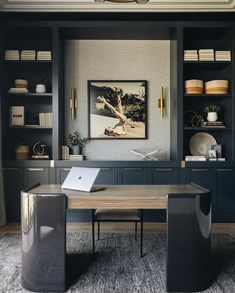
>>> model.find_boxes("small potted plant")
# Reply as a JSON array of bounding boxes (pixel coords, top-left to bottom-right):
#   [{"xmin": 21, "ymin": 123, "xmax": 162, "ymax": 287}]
[
  {"xmin": 68, "ymin": 130, "xmax": 88, "ymax": 155},
  {"xmin": 204, "ymin": 105, "xmax": 220, "ymax": 122}
]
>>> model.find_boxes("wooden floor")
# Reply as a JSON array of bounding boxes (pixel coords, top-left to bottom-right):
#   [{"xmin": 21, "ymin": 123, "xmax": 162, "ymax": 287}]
[{"xmin": 1, "ymin": 222, "xmax": 235, "ymax": 237}]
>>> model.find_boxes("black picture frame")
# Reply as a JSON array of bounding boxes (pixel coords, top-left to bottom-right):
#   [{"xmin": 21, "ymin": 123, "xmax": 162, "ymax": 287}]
[{"xmin": 88, "ymin": 80, "xmax": 147, "ymax": 139}]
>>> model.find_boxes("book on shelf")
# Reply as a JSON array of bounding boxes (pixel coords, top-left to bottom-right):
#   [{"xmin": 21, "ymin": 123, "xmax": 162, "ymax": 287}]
[
  {"xmin": 9, "ymin": 106, "xmax": 24, "ymax": 126},
  {"xmin": 203, "ymin": 121, "xmax": 225, "ymax": 128},
  {"xmin": 69, "ymin": 155, "xmax": 84, "ymax": 161},
  {"xmin": 61, "ymin": 145, "xmax": 70, "ymax": 160},
  {"xmin": 39, "ymin": 112, "xmax": 52, "ymax": 127},
  {"xmin": 185, "ymin": 156, "xmax": 206, "ymax": 161}
]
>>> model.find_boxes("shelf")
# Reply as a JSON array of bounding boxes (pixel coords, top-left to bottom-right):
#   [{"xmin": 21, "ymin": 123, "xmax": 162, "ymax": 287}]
[
  {"xmin": 184, "ymin": 94, "xmax": 231, "ymax": 99},
  {"xmin": 184, "ymin": 127, "xmax": 231, "ymax": 131},
  {"xmin": 8, "ymin": 93, "xmax": 52, "ymax": 97},
  {"xmin": 5, "ymin": 60, "xmax": 52, "ymax": 64},
  {"xmin": 8, "ymin": 126, "xmax": 52, "ymax": 130},
  {"xmin": 184, "ymin": 61, "xmax": 231, "ymax": 64},
  {"xmin": 183, "ymin": 61, "xmax": 231, "ymax": 70}
]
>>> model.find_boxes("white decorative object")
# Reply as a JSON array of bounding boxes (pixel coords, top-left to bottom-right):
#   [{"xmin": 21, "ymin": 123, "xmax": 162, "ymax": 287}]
[
  {"xmin": 207, "ymin": 112, "xmax": 218, "ymax": 122},
  {"xmin": 130, "ymin": 146, "xmax": 161, "ymax": 160},
  {"xmin": 36, "ymin": 84, "xmax": 46, "ymax": 93}
]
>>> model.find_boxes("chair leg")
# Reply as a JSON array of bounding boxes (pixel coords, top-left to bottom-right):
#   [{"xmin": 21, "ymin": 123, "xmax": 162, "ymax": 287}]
[
  {"xmin": 135, "ymin": 222, "xmax": 137, "ymax": 240},
  {"xmin": 140, "ymin": 209, "xmax": 144, "ymax": 258},
  {"xmin": 98, "ymin": 221, "xmax": 100, "ymax": 240},
  {"xmin": 92, "ymin": 209, "xmax": 95, "ymax": 254}
]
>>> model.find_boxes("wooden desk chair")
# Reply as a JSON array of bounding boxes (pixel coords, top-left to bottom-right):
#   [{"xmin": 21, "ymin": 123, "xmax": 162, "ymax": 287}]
[{"xmin": 92, "ymin": 209, "xmax": 144, "ymax": 257}]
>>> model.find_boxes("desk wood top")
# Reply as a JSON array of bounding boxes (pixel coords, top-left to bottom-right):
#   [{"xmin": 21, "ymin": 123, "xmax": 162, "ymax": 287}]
[{"xmin": 28, "ymin": 184, "xmax": 208, "ymax": 209}]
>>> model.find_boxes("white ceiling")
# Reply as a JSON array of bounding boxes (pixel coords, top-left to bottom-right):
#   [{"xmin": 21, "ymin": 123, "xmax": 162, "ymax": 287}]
[{"xmin": 0, "ymin": 0, "xmax": 235, "ymax": 12}]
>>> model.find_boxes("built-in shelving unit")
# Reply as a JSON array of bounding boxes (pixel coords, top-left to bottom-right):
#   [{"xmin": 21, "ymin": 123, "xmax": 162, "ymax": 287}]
[
  {"xmin": 183, "ymin": 26, "xmax": 233, "ymax": 161},
  {"xmin": 1, "ymin": 26, "xmax": 53, "ymax": 160}
]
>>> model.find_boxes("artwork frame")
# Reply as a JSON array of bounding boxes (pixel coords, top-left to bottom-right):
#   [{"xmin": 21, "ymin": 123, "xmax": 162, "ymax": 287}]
[{"xmin": 88, "ymin": 80, "xmax": 147, "ymax": 139}]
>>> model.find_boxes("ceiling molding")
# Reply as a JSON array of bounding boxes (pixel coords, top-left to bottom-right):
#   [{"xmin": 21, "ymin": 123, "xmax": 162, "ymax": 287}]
[{"xmin": 1, "ymin": 0, "xmax": 235, "ymax": 12}]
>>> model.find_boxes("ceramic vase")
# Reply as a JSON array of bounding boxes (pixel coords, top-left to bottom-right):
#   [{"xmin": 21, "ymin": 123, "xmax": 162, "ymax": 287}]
[{"xmin": 207, "ymin": 112, "xmax": 218, "ymax": 122}]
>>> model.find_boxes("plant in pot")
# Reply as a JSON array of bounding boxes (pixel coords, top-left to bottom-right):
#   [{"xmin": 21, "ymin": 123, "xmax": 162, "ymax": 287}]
[
  {"xmin": 68, "ymin": 130, "xmax": 88, "ymax": 155},
  {"xmin": 204, "ymin": 105, "xmax": 220, "ymax": 122}
]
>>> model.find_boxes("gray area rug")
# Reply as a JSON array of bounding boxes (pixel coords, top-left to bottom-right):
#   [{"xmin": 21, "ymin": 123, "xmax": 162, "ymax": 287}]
[{"xmin": 0, "ymin": 232, "xmax": 235, "ymax": 293}]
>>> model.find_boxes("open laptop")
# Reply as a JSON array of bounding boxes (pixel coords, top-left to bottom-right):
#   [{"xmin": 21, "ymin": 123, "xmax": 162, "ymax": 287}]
[{"xmin": 61, "ymin": 167, "xmax": 105, "ymax": 192}]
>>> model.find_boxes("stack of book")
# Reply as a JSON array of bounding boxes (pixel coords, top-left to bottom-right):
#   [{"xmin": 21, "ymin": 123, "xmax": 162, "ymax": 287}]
[
  {"xmin": 215, "ymin": 51, "xmax": 231, "ymax": 61},
  {"xmin": 184, "ymin": 50, "xmax": 198, "ymax": 61},
  {"xmin": 37, "ymin": 51, "xmax": 52, "ymax": 61},
  {"xmin": 69, "ymin": 154, "xmax": 84, "ymax": 161},
  {"xmin": 185, "ymin": 156, "xmax": 206, "ymax": 161},
  {"xmin": 199, "ymin": 49, "xmax": 214, "ymax": 61},
  {"xmin": 5, "ymin": 50, "xmax": 20, "ymax": 60},
  {"xmin": 8, "ymin": 88, "xmax": 28, "ymax": 94},
  {"xmin": 61, "ymin": 145, "xmax": 70, "ymax": 160},
  {"xmin": 21, "ymin": 50, "xmax": 36, "ymax": 60},
  {"xmin": 39, "ymin": 112, "xmax": 52, "ymax": 127},
  {"xmin": 203, "ymin": 121, "xmax": 225, "ymax": 128}
]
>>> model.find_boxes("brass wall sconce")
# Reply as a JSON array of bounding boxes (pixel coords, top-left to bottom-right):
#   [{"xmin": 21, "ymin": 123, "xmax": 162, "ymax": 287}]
[
  {"xmin": 95, "ymin": 0, "xmax": 149, "ymax": 3},
  {"xmin": 158, "ymin": 86, "xmax": 165, "ymax": 119},
  {"xmin": 70, "ymin": 88, "xmax": 77, "ymax": 120}
]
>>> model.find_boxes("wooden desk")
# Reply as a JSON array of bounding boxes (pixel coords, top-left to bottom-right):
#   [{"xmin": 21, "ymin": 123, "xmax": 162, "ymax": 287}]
[{"xmin": 21, "ymin": 184, "xmax": 211, "ymax": 293}]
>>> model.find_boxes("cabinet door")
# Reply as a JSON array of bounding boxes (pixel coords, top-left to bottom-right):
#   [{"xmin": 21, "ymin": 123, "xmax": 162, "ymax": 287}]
[
  {"xmin": 189, "ymin": 168, "xmax": 211, "ymax": 189},
  {"xmin": 3, "ymin": 167, "xmax": 24, "ymax": 222},
  {"xmin": 119, "ymin": 168, "xmax": 147, "ymax": 184},
  {"xmin": 215, "ymin": 168, "xmax": 235, "ymax": 211},
  {"xmin": 150, "ymin": 168, "xmax": 179, "ymax": 184},
  {"xmin": 56, "ymin": 168, "xmax": 71, "ymax": 184},
  {"xmin": 95, "ymin": 168, "xmax": 118, "ymax": 184},
  {"xmin": 24, "ymin": 167, "xmax": 50, "ymax": 187}
]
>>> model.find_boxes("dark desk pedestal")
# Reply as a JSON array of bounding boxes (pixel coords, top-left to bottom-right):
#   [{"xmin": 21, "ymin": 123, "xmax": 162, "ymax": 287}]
[
  {"xmin": 21, "ymin": 191, "xmax": 66, "ymax": 292},
  {"xmin": 167, "ymin": 192, "xmax": 211, "ymax": 292}
]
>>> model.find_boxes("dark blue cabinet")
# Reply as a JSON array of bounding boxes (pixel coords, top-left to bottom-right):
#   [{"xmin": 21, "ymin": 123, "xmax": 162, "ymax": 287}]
[
  {"xmin": 95, "ymin": 168, "xmax": 118, "ymax": 184},
  {"xmin": 3, "ymin": 167, "xmax": 24, "ymax": 222},
  {"xmin": 150, "ymin": 168, "xmax": 179, "ymax": 184},
  {"xmin": 56, "ymin": 168, "xmax": 71, "ymax": 184},
  {"xmin": 215, "ymin": 169, "xmax": 235, "ymax": 212},
  {"xmin": 24, "ymin": 167, "xmax": 50, "ymax": 186},
  {"xmin": 119, "ymin": 168, "xmax": 147, "ymax": 184}
]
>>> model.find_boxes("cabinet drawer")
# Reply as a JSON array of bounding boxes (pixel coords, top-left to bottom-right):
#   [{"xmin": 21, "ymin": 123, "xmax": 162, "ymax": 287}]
[
  {"xmin": 150, "ymin": 168, "xmax": 179, "ymax": 184},
  {"xmin": 56, "ymin": 168, "xmax": 71, "ymax": 184},
  {"xmin": 25, "ymin": 167, "xmax": 50, "ymax": 186},
  {"xmin": 95, "ymin": 168, "xmax": 118, "ymax": 184},
  {"xmin": 119, "ymin": 168, "xmax": 147, "ymax": 184}
]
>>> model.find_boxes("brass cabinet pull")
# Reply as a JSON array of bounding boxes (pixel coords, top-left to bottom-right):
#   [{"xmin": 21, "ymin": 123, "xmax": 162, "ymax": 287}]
[
  {"xmin": 191, "ymin": 169, "xmax": 208, "ymax": 172},
  {"xmin": 155, "ymin": 168, "xmax": 173, "ymax": 172},
  {"xmin": 125, "ymin": 168, "xmax": 142, "ymax": 171},
  {"xmin": 28, "ymin": 168, "xmax": 44, "ymax": 171},
  {"xmin": 2, "ymin": 167, "xmax": 18, "ymax": 171},
  {"xmin": 100, "ymin": 168, "xmax": 111, "ymax": 172},
  {"xmin": 217, "ymin": 169, "xmax": 234, "ymax": 172},
  {"xmin": 63, "ymin": 168, "xmax": 71, "ymax": 171}
]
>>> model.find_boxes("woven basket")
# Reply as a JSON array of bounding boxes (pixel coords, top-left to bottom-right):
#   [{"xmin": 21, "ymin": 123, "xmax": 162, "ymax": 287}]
[
  {"xmin": 185, "ymin": 79, "xmax": 203, "ymax": 94},
  {"xmin": 205, "ymin": 80, "xmax": 229, "ymax": 94},
  {"xmin": 15, "ymin": 145, "xmax": 29, "ymax": 160}
]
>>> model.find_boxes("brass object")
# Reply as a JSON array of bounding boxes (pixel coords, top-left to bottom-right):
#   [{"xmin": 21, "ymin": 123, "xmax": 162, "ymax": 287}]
[
  {"xmin": 158, "ymin": 86, "xmax": 165, "ymax": 118},
  {"xmin": 70, "ymin": 88, "xmax": 77, "ymax": 120},
  {"xmin": 181, "ymin": 161, "xmax": 186, "ymax": 168}
]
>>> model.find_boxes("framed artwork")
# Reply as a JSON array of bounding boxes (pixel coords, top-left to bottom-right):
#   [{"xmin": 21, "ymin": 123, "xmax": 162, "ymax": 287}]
[{"xmin": 88, "ymin": 80, "xmax": 147, "ymax": 139}]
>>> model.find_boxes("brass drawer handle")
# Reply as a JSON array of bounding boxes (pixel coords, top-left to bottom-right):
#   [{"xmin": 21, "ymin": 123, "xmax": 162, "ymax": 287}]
[
  {"xmin": 100, "ymin": 168, "xmax": 111, "ymax": 172},
  {"xmin": 63, "ymin": 168, "xmax": 71, "ymax": 171},
  {"xmin": 155, "ymin": 168, "xmax": 173, "ymax": 172},
  {"xmin": 28, "ymin": 168, "xmax": 44, "ymax": 171},
  {"xmin": 217, "ymin": 169, "xmax": 233, "ymax": 172},
  {"xmin": 191, "ymin": 169, "xmax": 208, "ymax": 172},
  {"xmin": 125, "ymin": 168, "xmax": 142, "ymax": 171},
  {"xmin": 2, "ymin": 167, "xmax": 18, "ymax": 171}
]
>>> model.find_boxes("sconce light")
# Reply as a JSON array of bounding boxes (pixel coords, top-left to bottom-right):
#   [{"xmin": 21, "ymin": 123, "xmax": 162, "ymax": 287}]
[
  {"xmin": 95, "ymin": 0, "xmax": 149, "ymax": 3},
  {"xmin": 70, "ymin": 88, "xmax": 77, "ymax": 120},
  {"xmin": 158, "ymin": 86, "xmax": 165, "ymax": 119}
]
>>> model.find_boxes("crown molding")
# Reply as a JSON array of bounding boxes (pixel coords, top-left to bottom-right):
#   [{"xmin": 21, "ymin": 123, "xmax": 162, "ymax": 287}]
[{"xmin": 0, "ymin": 0, "xmax": 235, "ymax": 12}]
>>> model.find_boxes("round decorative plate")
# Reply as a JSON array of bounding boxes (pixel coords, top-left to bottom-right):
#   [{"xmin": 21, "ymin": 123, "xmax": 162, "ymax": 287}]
[{"xmin": 189, "ymin": 132, "xmax": 217, "ymax": 157}]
